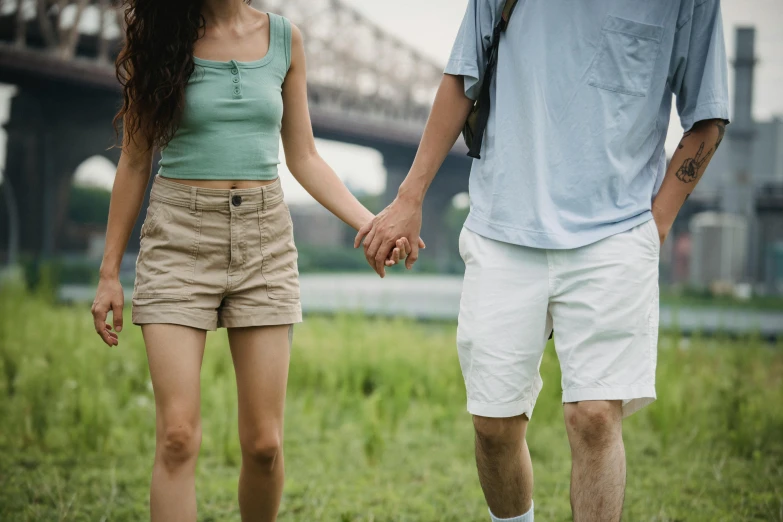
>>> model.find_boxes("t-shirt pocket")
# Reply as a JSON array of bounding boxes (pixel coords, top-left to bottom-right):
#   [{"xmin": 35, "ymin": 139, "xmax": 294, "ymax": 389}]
[{"xmin": 587, "ymin": 15, "xmax": 664, "ymax": 97}]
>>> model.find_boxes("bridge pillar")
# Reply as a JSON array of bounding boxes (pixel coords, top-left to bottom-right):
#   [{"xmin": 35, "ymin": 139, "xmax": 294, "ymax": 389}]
[
  {"xmin": 4, "ymin": 88, "xmax": 50, "ymax": 259},
  {"xmin": 3, "ymin": 84, "xmax": 122, "ymax": 262}
]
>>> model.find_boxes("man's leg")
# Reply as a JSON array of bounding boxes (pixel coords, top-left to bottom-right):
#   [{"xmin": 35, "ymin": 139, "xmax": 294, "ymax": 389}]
[
  {"xmin": 549, "ymin": 219, "xmax": 660, "ymax": 521},
  {"xmin": 456, "ymin": 227, "xmax": 550, "ymax": 521},
  {"xmin": 473, "ymin": 414, "xmax": 534, "ymax": 519},
  {"xmin": 564, "ymin": 401, "xmax": 625, "ymax": 522}
]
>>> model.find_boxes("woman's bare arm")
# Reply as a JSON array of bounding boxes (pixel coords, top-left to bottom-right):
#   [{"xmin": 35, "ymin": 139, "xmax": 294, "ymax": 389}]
[
  {"xmin": 279, "ymin": 25, "xmax": 374, "ymax": 230},
  {"xmin": 279, "ymin": 24, "xmax": 416, "ymax": 273},
  {"xmin": 92, "ymin": 125, "xmax": 154, "ymax": 345}
]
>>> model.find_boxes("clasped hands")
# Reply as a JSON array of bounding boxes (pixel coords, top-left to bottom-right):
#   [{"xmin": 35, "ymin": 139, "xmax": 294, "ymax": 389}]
[{"xmin": 354, "ymin": 194, "xmax": 425, "ymax": 278}]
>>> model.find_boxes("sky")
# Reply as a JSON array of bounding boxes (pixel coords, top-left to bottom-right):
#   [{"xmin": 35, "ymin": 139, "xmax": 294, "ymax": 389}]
[{"xmin": 1, "ymin": 0, "xmax": 782, "ymax": 205}]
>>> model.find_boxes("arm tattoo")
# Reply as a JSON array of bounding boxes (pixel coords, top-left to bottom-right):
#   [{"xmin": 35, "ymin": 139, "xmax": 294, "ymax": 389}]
[
  {"xmin": 675, "ymin": 141, "xmax": 710, "ymax": 183},
  {"xmin": 674, "ymin": 120, "xmax": 726, "ymax": 183}
]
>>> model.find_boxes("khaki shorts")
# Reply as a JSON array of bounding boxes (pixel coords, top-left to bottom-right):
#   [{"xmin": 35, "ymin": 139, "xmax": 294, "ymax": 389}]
[{"xmin": 132, "ymin": 175, "xmax": 302, "ymax": 330}]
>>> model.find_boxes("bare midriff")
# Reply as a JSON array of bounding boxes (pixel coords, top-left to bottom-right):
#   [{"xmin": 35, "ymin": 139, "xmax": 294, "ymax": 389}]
[{"xmin": 160, "ymin": 176, "xmax": 279, "ymax": 190}]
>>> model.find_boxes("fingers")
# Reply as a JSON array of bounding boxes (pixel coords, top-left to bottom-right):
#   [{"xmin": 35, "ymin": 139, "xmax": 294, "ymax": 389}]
[
  {"xmin": 111, "ymin": 301, "xmax": 123, "ymax": 333},
  {"xmin": 92, "ymin": 304, "xmax": 106, "ymax": 337},
  {"xmin": 105, "ymin": 325, "xmax": 119, "ymax": 344},
  {"xmin": 386, "ymin": 247, "xmax": 401, "ymax": 267},
  {"xmin": 398, "ymin": 237, "xmax": 411, "ymax": 256},
  {"xmin": 364, "ymin": 229, "xmax": 387, "ymax": 277},
  {"xmin": 417, "ymin": 237, "xmax": 426, "ymax": 249},
  {"xmin": 92, "ymin": 303, "xmax": 118, "ymax": 347},
  {"xmin": 362, "ymin": 226, "xmax": 378, "ymax": 269},
  {"xmin": 385, "ymin": 237, "xmax": 413, "ymax": 267},
  {"xmin": 354, "ymin": 220, "xmax": 374, "ymax": 249},
  {"xmin": 405, "ymin": 242, "xmax": 420, "ymax": 270},
  {"xmin": 373, "ymin": 237, "xmax": 396, "ymax": 277}
]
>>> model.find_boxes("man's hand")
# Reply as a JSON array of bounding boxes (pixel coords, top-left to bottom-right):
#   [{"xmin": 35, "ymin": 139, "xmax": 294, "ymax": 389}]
[
  {"xmin": 354, "ymin": 196, "xmax": 425, "ymax": 277},
  {"xmin": 651, "ymin": 210, "xmax": 672, "ymax": 246}
]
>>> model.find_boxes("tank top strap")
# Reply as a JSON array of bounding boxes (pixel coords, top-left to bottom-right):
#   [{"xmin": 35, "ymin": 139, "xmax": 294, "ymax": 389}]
[{"xmin": 268, "ymin": 12, "xmax": 292, "ymax": 73}]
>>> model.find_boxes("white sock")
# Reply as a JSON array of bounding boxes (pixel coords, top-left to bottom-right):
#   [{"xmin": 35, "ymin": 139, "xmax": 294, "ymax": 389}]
[{"xmin": 489, "ymin": 501, "xmax": 534, "ymax": 522}]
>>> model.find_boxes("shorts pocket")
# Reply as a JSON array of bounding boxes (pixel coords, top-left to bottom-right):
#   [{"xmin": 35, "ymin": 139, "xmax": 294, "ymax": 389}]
[
  {"xmin": 259, "ymin": 203, "xmax": 300, "ymax": 300},
  {"xmin": 139, "ymin": 197, "xmax": 164, "ymax": 241},
  {"xmin": 647, "ymin": 283, "xmax": 660, "ymax": 382},
  {"xmin": 133, "ymin": 202, "xmax": 202, "ymax": 300},
  {"xmin": 458, "ymin": 226, "xmax": 467, "ymax": 261},
  {"xmin": 587, "ymin": 15, "xmax": 663, "ymax": 97},
  {"xmin": 644, "ymin": 218, "xmax": 661, "ymax": 252}
]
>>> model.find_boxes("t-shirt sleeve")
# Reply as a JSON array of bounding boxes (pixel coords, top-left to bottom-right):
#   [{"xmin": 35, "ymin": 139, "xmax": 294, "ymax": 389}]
[
  {"xmin": 669, "ymin": 0, "xmax": 730, "ymax": 131},
  {"xmin": 444, "ymin": 0, "xmax": 503, "ymax": 101}
]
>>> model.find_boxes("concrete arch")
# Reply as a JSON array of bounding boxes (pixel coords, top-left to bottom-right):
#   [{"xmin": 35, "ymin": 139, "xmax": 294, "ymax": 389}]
[{"xmin": 2, "ymin": 82, "xmax": 122, "ymax": 259}]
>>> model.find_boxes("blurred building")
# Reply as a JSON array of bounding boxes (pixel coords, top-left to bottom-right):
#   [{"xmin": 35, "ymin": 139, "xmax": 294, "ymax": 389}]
[
  {"xmin": 683, "ymin": 27, "xmax": 783, "ymax": 295},
  {"xmin": 288, "ymin": 203, "xmax": 351, "ymax": 248},
  {"xmin": 688, "ymin": 212, "xmax": 748, "ymax": 288}
]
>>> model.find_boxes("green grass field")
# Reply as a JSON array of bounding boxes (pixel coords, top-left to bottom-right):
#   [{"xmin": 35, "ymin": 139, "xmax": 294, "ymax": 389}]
[{"xmin": 1, "ymin": 286, "xmax": 782, "ymax": 521}]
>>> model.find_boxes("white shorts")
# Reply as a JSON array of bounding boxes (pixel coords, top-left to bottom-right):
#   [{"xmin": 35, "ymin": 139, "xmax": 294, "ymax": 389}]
[{"xmin": 456, "ymin": 220, "xmax": 660, "ymax": 419}]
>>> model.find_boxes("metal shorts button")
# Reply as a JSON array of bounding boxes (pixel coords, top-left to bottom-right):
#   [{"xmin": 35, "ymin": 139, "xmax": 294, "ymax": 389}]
[{"xmin": 232, "ymin": 195, "xmax": 242, "ymax": 207}]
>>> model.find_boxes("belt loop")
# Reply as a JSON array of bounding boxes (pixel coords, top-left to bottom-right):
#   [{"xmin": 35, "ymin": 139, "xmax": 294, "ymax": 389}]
[{"xmin": 190, "ymin": 187, "xmax": 197, "ymax": 213}]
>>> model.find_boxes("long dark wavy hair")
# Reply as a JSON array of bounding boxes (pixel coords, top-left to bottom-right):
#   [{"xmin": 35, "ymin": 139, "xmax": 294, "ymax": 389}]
[{"xmin": 113, "ymin": 0, "xmax": 251, "ymax": 150}]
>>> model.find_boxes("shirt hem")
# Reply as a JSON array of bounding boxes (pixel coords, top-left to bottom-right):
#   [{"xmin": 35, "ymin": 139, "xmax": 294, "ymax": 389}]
[
  {"xmin": 680, "ymin": 100, "xmax": 730, "ymax": 131},
  {"xmin": 158, "ymin": 166, "xmax": 280, "ymax": 181},
  {"xmin": 444, "ymin": 59, "xmax": 480, "ymax": 100},
  {"xmin": 464, "ymin": 211, "xmax": 654, "ymax": 250}
]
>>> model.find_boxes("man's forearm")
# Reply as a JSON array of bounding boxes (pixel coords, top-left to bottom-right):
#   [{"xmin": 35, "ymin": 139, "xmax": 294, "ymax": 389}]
[
  {"xmin": 398, "ymin": 74, "xmax": 474, "ymax": 204},
  {"xmin": 652, "ymin": 119, "xmax": 727, "ymax": 237}
]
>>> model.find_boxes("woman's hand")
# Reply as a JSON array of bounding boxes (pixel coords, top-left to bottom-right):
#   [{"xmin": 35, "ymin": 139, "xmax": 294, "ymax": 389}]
[
  {"xmin": 92, "ymin": 276, "xmax": 124, "ymax": 346},
  {"xmin": 384, "ymin": 237, "xmax": 426, "ymax": 268}
]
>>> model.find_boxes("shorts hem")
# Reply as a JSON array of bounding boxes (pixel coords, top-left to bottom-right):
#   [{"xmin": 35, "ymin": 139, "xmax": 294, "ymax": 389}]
[
  {"xmin": 219, "ymin": 307, "xmax": 303, "ymax": 328},
  {"xmin": 467, "ymin": 398, "xmax": 536, "ymax": 419},
  {"xmin": 132, "ymin": 306, "xmax": 218, "ymax": 331},
  {"xmin": 562, "ymin": 386, "xmax": 656, "ymax": 418}
]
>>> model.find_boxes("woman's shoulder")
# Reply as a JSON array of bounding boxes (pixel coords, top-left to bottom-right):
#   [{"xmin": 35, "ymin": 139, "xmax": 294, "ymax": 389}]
[
  {"xmin": 262, "ymin": 12, "xmax": 301, "ymax": 72},
  {"xmin": 266, "ymin": 12, "xmax": 292, "ymax": 28}
]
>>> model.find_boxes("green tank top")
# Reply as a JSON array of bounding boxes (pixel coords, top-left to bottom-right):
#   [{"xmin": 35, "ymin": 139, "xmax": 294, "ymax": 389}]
[{"xmin": 158, "ymin": 13, "xmax": 291, "ymax": 181}]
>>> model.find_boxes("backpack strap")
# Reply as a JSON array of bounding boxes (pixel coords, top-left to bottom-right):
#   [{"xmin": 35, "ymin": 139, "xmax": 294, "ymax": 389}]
[
  {"xmin": 466, "ymin": 0, "xmax": 519, "ymax": 159},
  {"xmin": 501, "ymin": 0, "xmax": 519, "ymax": 28}
]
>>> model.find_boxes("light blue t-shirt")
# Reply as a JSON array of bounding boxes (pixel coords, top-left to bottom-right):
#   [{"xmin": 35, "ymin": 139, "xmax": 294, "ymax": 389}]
[{"xmin": 445, "ymin": 0, "xmax": 730, "ymax": 249}]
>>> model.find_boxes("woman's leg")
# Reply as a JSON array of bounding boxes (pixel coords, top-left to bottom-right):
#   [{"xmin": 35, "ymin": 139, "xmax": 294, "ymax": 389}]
[
  {"xmin": 144, "ymin": 324, "xmax": 207, "ymax": 522},
  {"xmin": 228, "ymin": 324, "xmax": 292, "ymax": 522}
]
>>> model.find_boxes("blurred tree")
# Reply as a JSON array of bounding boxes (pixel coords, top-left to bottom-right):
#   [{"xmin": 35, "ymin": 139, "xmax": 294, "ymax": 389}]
[{"xmin": 68, "ymin": 185, "xmax": 111, "ymax": 225}]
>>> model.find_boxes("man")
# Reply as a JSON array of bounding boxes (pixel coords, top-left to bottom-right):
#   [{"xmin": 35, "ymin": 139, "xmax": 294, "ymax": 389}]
[{"xmin": 356, "ymin": 1, "xmax": 729, "ymax": 520}]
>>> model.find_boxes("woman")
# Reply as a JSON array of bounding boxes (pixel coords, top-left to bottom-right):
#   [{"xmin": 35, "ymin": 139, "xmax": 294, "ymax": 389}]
[{"xmin": 90, "ymin": 1, "xmax": 417, "ymax": 520}]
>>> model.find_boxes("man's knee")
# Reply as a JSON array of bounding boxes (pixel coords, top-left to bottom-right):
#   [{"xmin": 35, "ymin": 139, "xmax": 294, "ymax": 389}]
[
  {"xmin": 473, "ymin": 414, "xmax": 528, "ymax": 452},
  {"xmin": 565, "ymin": 400, "xmax": 622, "ymax": 448}
]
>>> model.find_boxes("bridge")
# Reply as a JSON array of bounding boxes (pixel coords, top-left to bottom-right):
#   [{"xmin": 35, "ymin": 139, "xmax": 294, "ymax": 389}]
[{"xmin": 0, "ymin": 0, "xmax": 471, "ymax": 268}]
